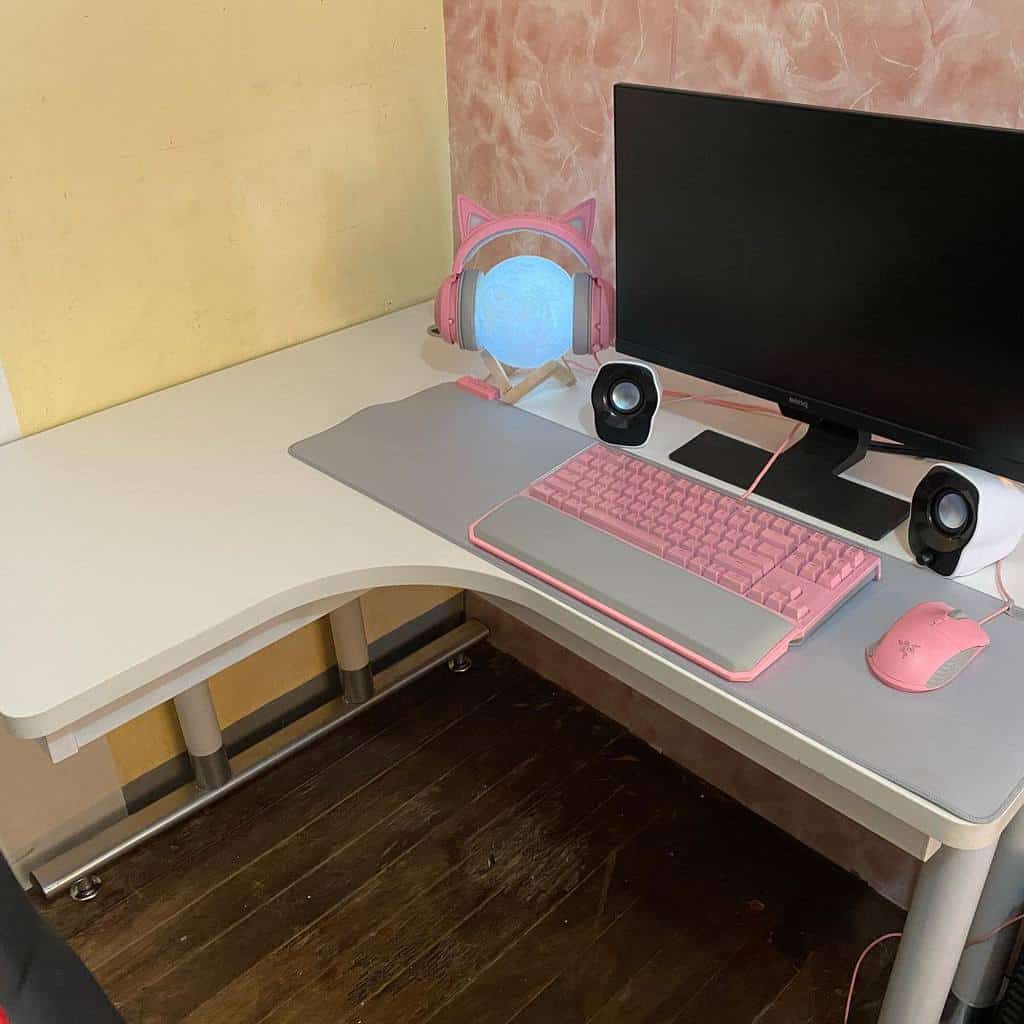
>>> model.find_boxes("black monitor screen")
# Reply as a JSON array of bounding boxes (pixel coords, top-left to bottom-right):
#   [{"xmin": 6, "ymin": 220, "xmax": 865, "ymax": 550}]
[{"xmin": 614, "ymin": 84, "xmax": 1024, "ymax": 481}]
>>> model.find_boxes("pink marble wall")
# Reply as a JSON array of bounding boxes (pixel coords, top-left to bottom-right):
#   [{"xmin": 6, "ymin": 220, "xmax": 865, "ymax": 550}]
[{"xmin": 444, "ymin": 0, "xmax": 1024, "ymax": 274}]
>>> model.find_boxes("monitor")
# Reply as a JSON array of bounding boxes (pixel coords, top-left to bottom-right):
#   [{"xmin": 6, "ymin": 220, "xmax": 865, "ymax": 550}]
[{"xmin": 614, "ymin": 84, "xmax": 1024, "ymax": 539}]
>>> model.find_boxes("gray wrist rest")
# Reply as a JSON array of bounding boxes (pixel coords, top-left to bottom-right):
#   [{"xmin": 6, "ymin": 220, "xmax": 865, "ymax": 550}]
[
  {"xmin": 474, "ymin": 495, "xmax": 795, "ymax": 675},
  {"xmin": 291, "ymin": 383, "xmax": 1022, "ymax": 825}
]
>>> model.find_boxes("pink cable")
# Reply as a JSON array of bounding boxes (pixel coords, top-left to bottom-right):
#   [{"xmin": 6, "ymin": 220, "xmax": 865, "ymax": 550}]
[
  {"xmin": 564, "ymin": 351, "xmax": 607, "ymax": 376},
  {"xmin": 966, "ymin": 910, "xmax": 1024, "ymax": 947},
  {"xmin": 742, "ymin": 421, "xmax": 806, "ymax": 501},
  {"xmin": 564, "ymin": 356, "xmax": 785, "ymax": 419},
  {"xmin": 979, "ymin": 561, "xmax": 1014, "ymax": 626},
  {"xmin": 664, "ymin": 388, "xmax": 786, "ymax": 418},
  {"xmin": 843, "ymin": 933, "xmax": 902, "ymax": 1023},
  {"xmin": 844, "ymin": 910, "xmax": 1024, "ymax": 1022}
]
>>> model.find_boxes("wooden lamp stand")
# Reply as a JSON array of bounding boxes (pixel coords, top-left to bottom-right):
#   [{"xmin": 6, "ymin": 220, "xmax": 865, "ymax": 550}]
[{"xmin": 478, "ymin": 349, "xmax": 577, "ymax": 405}]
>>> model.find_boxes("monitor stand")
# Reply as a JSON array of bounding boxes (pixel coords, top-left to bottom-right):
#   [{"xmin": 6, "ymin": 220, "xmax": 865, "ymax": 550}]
[{"xmin": 669, "ymin": 416, "xmax": 910, "ymax": 541}]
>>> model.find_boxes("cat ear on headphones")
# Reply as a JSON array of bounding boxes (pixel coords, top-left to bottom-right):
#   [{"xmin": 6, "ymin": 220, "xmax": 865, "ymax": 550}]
[
  {"xmin": 457, "ymin": 195, "xmax": 498, "ymax": 241},
  {"xmin": 559, "ymin": 199, "xmax": 597, "ymax": 242}
]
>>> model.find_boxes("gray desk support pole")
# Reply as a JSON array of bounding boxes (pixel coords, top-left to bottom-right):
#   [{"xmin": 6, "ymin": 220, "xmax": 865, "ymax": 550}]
[
  {"xmin": 173, "ymin": 681, "xmax": 231, "ymax": 791},
  {"xmin": 878, "ymin": 842, "xmax": 997, "ymax": 1024},
  {"xmin": 330, "ymin": 598, "xmax": 374, "ymax": 704},
  {"xmin": 949, "ymin": 808, "xmax": 1024, "ymax": 1013}
]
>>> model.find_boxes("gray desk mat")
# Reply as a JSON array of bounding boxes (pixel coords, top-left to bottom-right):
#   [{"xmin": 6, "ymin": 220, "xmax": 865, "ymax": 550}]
[{"xmin": 291, "ymin": 383, "xmax": 1022, "ymax": 825}]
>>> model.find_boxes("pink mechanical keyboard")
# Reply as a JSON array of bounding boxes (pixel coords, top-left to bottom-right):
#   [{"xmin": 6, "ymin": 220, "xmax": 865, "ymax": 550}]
[{"xmin": 469, "ymin": 444, "xmax": 882, "ymax": 682}]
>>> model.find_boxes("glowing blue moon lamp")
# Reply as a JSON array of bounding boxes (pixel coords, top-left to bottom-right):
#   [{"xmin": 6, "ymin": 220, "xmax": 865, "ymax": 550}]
[{"xmin": 473, "ymin": 256, "xmax": 574, "ymax": 369}]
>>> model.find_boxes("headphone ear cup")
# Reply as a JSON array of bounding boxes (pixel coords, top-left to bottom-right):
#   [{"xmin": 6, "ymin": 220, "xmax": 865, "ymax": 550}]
[
  {"xmin": 434, "ymin": 274, "xmax": 459, "ymax": 344},
  {"xmin": 571, "ymin": 273, "xmax": 594, "ymax": 355},
  {"xmin": 458, "ymin": 268, "xmax": 482, "ymax": 351}
]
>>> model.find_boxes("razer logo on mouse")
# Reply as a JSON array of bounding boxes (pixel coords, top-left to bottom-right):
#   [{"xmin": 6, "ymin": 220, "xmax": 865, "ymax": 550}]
[{"xmin": 898, "ymin": 639, "xmax": 920, "ymax": 659}]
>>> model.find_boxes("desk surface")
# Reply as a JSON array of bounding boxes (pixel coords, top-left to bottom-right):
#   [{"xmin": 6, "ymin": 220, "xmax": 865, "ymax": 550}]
[{"xmin": 2, "ymin": 303, "xmax": 1022, "ymax": 849}]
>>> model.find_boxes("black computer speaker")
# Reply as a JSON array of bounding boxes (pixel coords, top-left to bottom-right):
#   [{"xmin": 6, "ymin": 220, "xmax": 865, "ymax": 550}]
[
  {"xmin": 591, "ymin": 361, "xmax": 660, "ymax": 448},
  {"xmin": 909, "ymin": 464, "xmax": 1024, "ymax": 577}
]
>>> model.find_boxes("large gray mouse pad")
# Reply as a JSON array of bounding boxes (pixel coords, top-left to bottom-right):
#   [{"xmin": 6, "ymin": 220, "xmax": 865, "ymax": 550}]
[{"xmin": 292, "ymin": 383, "xmax": 1022, "ymax": 824}]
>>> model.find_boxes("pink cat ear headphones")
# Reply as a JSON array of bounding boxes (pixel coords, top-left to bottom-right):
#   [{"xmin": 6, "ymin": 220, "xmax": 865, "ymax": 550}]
[{"xmin": 434, "ymin": 195, "xmax": 615, "ymax": 355}]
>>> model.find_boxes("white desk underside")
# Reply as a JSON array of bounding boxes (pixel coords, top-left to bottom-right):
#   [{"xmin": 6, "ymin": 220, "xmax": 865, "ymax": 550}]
[{"xmin": 2, "ymin": 304, "xmax": 1021, "ymax": 854}]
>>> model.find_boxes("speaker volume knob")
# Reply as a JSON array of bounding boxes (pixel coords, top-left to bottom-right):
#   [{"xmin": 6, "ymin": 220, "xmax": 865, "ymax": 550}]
[{"xmin": 916, "ymin": 550, "xmax": 935, "ymax": 567}]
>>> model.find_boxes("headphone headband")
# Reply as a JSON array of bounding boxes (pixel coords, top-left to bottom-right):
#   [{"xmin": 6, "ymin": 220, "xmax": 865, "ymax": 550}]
[{"xmin": 452, "ymin": 214, "xmax": 604, "ymax": 278}]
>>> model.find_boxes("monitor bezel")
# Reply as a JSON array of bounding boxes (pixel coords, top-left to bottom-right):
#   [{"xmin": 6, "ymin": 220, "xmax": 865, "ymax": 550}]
[{"xmin": 613, "ymin": 83, "xmax": 1024, "ymax": 486}]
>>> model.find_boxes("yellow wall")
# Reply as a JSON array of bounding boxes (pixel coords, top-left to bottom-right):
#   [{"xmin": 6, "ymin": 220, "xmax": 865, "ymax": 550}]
[
  {"xmin": 1, "ymin": 1, "xmax": 456, "ymax": 783},
  {"xmin": 0, "ymin": 0, "xmax": 452, "ymax": 434}
]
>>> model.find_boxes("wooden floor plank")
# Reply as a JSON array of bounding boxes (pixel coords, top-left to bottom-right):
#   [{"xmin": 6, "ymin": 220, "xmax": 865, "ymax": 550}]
[
  {"xmin": 97, "ymin": 671, "xmax": 552, "ymax": 1002},
  {"xmin": 585, "ymin": 911, "xmax": 772, "ymax": 1024},
  {"xmin": 421, "ymin": 824, "xmax": 668, "ymax": 1024},
  {"xmin": 752, "ymin": 947, "xmax": 859, "ymax": 1024},
  {"xmin": 666, "ymin": 929, "xmax": 799, "ymax": 1024},
  {"xmin": 754, "ymin": 920, "xmax": 902, "ymax": 1024},
  {"xmin": 162, "ymin": 671, "xmax": 624, "ymax": 1022},
  {"xmin": 263, "ymin": 734, "xmax": 653, "ymax": 1024},
  {"xmin": 665, "ymin": 827, "xmax": 902, "ymax": 1024},
  {"xmin": 510, "ymin": 803, "xmax": 779, "ymax": 1024},
  {"xmin": 345, "ymin": 746, "xmax": 673, "ymax": 1024},
  {"xmin": 518, "ymin": 881, "xmax": 769, "ymax": 1024},
  {"xmin": 36, "ymin": 671, "xmax": 446, "ymax": 941},
  {"xmin": 76, "ymin": 664, "xmax": 508, "ymax": 973},
  {"xmin": 419, "ymin": 751, "xmax": 728, "ymax": 1024}
]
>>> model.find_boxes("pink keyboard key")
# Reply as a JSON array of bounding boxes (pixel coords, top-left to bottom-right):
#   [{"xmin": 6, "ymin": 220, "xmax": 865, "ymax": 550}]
[
  {"xmin": 666, "ymin": 546, "xmax": 690, "ymax": 566},
  {"xmin": 736, "ymin": 547, "xmax": 775, "ymax": 574},
  {"xmin": 714, "ymin": 553, "xmax": 758, "ymax": 582},
  {"xmin": 582, "ymin": 508, "xmax": 666, "ymax": 556},
  {"xmin": 720, "ymin": 571, "xmax": 751, "ymax": 594},
  {"xmin": 760, "ymin": 528, "xmax": 793, "ymax": 553}
]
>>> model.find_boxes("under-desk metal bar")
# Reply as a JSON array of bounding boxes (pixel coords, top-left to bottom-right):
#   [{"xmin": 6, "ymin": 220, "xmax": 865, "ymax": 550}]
[{"xmin": 32, "ymin": 619, "xmax": 488, "ymax": 899}]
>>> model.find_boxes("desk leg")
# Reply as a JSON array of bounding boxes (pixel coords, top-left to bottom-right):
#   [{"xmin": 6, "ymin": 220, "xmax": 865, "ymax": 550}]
[
  {"xmin": 948, "ymin": 809, "xmax": 1024, "ymax": 1015},
  {"xmin": 878, "ymin": 842, "xmax": 997, "ymax": 1024},
  {"xmin": 330, "ymin": 599, "xmax": 374, "ymax": 705},
  {"xmin": 173, "ymin": 682, "xmax": 231, "ymax": 791}
]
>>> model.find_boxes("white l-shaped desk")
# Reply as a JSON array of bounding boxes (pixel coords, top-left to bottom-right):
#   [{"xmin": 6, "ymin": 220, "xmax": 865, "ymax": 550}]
[{"xmin": 3, "ymin": 303, "xmax": 1023, "ymax": 1023}]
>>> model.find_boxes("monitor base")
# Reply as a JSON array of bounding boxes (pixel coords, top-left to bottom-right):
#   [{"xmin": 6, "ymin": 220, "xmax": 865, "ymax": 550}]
[{"xmin": 669, "ymin": 422, "xmax": 910, "ymax": 541}]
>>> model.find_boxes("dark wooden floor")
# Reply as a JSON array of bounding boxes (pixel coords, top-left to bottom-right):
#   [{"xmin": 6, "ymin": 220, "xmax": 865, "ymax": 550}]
[{"xmin": 38, "ymin": 644, "xmax": 902, "ymax": 1023}]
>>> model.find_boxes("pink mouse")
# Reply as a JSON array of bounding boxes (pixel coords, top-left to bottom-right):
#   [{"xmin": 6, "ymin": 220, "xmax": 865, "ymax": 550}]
[{"xmin": 867, "ymin": 601, "xmax": 990, "ymax": 693}]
